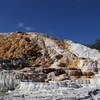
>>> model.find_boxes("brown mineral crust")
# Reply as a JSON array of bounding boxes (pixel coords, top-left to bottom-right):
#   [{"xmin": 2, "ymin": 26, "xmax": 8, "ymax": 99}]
[
  {"xmin": 0, "ymin": 33, "xmax": 38, "ymax": 58},
  {"xmin": 56, "ymin": 40, "xmax": 69, "ymax": 50},
  {"xmin": 59, "ymin": 58, "xmax": 80, "ymax": 69}
]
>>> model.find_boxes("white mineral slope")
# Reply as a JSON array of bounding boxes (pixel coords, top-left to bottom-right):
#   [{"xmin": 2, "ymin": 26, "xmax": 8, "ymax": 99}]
[
  {"xmin": 30, "ymin": 32, "xmax": 100, "ymax": 60},
  {"xmin": 42, "ymin": 37, "xmax": 64, "ymax": 59},
  {"xmin": 2, "ymin": 78, "xmax": 100, "ymax": 100},
  {"xmin": 67, "ymin": 40, "xmax": 100, "ymax": 59}
]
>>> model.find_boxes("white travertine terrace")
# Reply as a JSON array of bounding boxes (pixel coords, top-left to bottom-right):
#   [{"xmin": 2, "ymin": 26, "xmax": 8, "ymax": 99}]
[{"xmin": 67, "ymin": 40, "xmax": 100, "ymax": 59}]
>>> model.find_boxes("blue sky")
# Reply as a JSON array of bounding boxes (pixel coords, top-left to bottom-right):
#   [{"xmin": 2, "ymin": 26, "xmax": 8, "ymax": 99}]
[{"xmin": 0, "ymin": 0, "xmax": 99, "ymax": 44}]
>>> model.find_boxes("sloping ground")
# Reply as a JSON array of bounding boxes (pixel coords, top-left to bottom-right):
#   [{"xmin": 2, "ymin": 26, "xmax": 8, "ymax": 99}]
[
  {"xmin": 0, "ymin": 33, "xmax": 34, "ymax": 57},
  {"xmin": 0, "ymin": 32, "xmax": 100, "ymax": 99},
  {"xmin": 0, "ymin": 32, "xmax": 99, "ymax": 82},
  {"xmin": 1, "ymin": 78, "xmax": 100, "ymax": 100}
]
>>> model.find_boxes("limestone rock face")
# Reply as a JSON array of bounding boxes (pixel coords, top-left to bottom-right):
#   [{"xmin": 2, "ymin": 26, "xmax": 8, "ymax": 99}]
[
  {"xmin": 79, "ymin": 59, "xmax": 98, "ymax": 73},
  {"xmin": 0, "ymin": 32, "xmax": 99, "ymax": 82}
]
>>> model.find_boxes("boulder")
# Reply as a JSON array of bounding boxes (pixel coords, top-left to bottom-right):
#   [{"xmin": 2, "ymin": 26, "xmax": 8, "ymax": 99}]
[
  {"xmin": 80, "ymin": 59, "xmax": 98, "ymax": 73},
  {"xmin": 65, "ymin": 69, "xmax": 82, "ymax": 76}
]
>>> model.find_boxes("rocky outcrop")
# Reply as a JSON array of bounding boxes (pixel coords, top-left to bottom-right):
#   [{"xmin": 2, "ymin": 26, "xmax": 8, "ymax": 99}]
[
  {"xmin": 79, "ymin": 59, "xmax": 98, "ymax": 73},
  {"xmin": 0, "ymin": 32, "xmax": 99, "ymax": 82},
  {"xmin": 0, "ymin": 32, "xmax": 100, "ymax": 99}
]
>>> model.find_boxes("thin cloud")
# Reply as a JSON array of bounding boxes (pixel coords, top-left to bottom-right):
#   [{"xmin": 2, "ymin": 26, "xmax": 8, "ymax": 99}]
[
  {"xmin": 25, "ymin": 26, "xmax": 32, "ymax": 31},
  {"xmin": 17, "ymin": 22, "xmax": 33, "ymax": 31},
  {"xmin": 18, "ymin": 23, "xmax": 24, "ymax": 27}
]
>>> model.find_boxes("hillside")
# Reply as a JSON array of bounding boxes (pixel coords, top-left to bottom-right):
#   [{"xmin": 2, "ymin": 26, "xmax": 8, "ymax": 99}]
[
  {"xmin": 0, "ymin": 32, "xmax": 99, "ymax": 82},
  {"xmin": 0, "ymin": 32, "xmax": 100, "ymax": 99}
]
